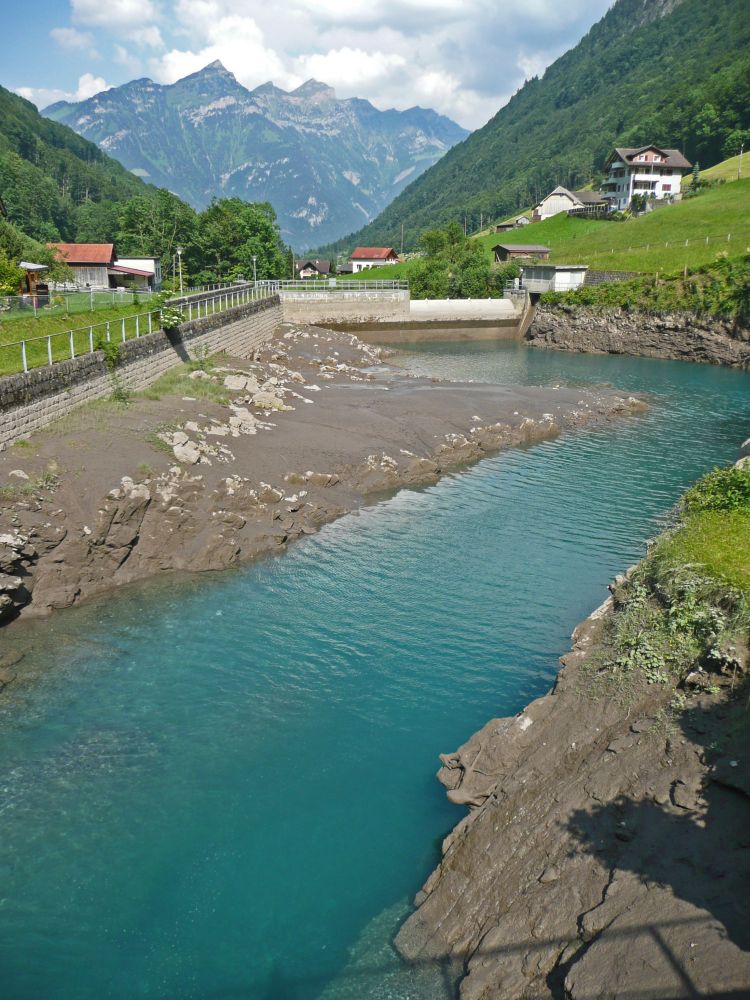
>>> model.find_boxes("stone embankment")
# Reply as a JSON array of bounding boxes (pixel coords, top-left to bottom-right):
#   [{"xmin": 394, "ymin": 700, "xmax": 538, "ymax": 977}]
[
  {"xmin": 395, "ymin": 595, "xmax": 750, "ymax": 998},
  {"xmin": 527, "ymin": 304, "xmax": 750, "ymax": 368},
  {"xmin": 0, "ymin": 324, "xmax": 644, "ymax": 624}
]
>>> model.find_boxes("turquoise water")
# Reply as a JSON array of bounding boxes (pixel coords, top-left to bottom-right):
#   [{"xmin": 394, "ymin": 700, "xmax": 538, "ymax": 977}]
[{"xmin": 1, "ymin": 342, "xmax": 749, "ymax": 999}]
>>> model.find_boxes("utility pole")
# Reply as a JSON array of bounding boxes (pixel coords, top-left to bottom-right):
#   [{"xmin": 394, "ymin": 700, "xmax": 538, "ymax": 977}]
[
  {"xmin": 401, "ymin": 222, "xmax": 404, "ymax": 254},
  {"xmin": 464, "ymin": 214, "xmax": 467, "ymax": 236},
  {"xmin": 176, "ymin": 246, "xmax": 184, "ymax": 295},
  {"xmin": 252, "ymin": 254, "xmax": 257, "ymax": 286},
  {"xmin": 740, "ymin": 143, "xmax": 745, "ymax": 180}
]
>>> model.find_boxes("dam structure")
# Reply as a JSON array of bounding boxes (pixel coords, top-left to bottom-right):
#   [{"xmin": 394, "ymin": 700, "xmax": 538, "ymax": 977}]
[{"xmin": 261, "ymin": 279, "xmax": 531, "ymax": 341}]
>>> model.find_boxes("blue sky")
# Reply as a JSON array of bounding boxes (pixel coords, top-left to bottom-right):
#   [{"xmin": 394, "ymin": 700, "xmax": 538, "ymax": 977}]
[{"xmin": 4, "ymin": 0, "xmax": 614, "ymax": 129}]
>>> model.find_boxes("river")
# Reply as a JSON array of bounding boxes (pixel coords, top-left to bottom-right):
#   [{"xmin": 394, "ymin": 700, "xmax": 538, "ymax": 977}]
[{"xmin": 1, "ymin": 341, "xmax": 748, "ymax": 999}]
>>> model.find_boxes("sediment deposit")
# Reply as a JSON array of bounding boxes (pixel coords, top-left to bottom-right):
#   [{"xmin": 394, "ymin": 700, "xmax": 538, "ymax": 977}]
[{"xmin": 0, "ymin": 324, "xmax": 643, "ymax": 625}]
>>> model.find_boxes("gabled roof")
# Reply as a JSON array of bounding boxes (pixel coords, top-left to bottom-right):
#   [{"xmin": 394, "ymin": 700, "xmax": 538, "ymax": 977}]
[
  {"xmin": 49, "ymin": 243, "xmax": 116, "ymax": 265},
  {"xmin": 351, "ymin": 247, "xmax": 398, "ymax": 260},
  {"xmin": 493, "ymin": 244, "xmax": 551, "ymax": 253},
  {"xmin": 573, "ymin": 189, "xmax": 608, "ymax": 204},
  {"xmin": 540, "ymin": 186, "xmax": 607, "ymax": 206},
  {"xmin": 295, "ymin": 258, "xmax": 331, "ymax": 273},
  {"xmin": 606, "ymin": 146, "xmax": 692, "ymax": 170}
]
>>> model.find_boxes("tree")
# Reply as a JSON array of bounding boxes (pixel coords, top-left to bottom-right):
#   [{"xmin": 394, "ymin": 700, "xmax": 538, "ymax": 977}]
[
  {"xmin": 192, "ymin": 198, "xmax": 288, "ymax": 283},
  {"xmin": 117, "ymin": 190, "xmax": 197, "ymax": 269},
  {"xmin": 0, "ymin": 248, "xmax": 23, "ymax": 294}
]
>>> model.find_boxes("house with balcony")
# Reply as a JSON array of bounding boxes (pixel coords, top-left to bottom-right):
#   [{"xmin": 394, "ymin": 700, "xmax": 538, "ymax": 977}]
[{"xmin": 600, "ymin": 146, "xmax": 692, "ymax": 211}]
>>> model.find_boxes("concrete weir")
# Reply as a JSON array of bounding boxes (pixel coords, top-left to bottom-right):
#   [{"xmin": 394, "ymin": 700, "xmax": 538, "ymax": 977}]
[{"xmin": 279, "ymin": 288, "xmax": 528, "ymax": 343}]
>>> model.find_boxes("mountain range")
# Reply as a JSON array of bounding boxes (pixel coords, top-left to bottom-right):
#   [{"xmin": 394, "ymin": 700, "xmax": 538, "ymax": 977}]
[
  {"xmin": 313, "ymin": 0, "xmax": 750, "ymax": 254},
  {"xmin": 45, "ymin": 63, "xmax": 469, "ymax": 249}
]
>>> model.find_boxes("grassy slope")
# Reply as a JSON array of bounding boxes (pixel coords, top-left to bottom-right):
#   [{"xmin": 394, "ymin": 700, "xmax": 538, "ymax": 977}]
[
  {"xmin": 476, "ymin": 180, "xmax": 750, "ymax": 273},
  {"xmin": 346, "ymin": 180, "xmax": 750, "ymax": 280}
]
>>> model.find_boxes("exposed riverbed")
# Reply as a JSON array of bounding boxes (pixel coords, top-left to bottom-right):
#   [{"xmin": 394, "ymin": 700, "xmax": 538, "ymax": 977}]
[{"xmin": 1, "ymin": 340, "xmax": 749, "ymax": 999}]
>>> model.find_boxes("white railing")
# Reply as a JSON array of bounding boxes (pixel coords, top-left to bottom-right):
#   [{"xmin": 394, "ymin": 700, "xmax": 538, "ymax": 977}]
[
  {"xmin": 0, "ymin": 288, "xmax": 155, "ymax": 319},
  {"xmin": 0, "ymin": 285, "xmax": 276, "ymax": 377},
  {"xmin": 258, "ymin": 279, "xmax": 409, "ymax": 291}
]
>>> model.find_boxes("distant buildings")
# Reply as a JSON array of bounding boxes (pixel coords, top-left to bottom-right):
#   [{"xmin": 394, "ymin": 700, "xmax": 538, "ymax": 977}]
[
  {"xmin": 600, "ymin": 146, "xmax": 692, "ymax": 211},
  {"xmin": 350, "ymin": 247, "xmax": 399, "ymax": 273},
  {"xmin": 294, "ymin": 259, "xmax": 331, "ymax": 279},
  {"xmin": 48, "ymin": 244, "xmax": 162, "ymax": 290},
  {"xmin": 532, "ymin": 187, "xmax": 608, "ymax": 222}
]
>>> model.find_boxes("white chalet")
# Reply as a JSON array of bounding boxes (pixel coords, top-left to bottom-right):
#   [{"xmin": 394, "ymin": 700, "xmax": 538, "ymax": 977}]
[{"xmin": 600, "ymin": 145, "xmax": 692, "ymax": 210}]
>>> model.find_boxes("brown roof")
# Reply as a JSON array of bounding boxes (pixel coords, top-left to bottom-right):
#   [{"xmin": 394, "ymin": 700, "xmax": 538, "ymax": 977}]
[
  {"xmin": 493, "ymin": 244, "xmax": 551, "ymax": 253},
  {"xmin": 110, "ymin": 264, "xmax": 152, "ymax": 277},
  {"xmin": 607, "ymin": 146, "xmax": 692, "ymax": 170},
  {"xmin": 350, "ymin": 247, "xmax": 398, "ymax": 260},
  {"xmin": 295, "ymin": 259, "xmax": 331, "ymax": 273},
  {"xmin": 572, "ymin": 189, "xmax": 608, "ymax": 204},
  {"xmin": 50, "ymin": 243, "xmax": 116, "ymax": 265}
]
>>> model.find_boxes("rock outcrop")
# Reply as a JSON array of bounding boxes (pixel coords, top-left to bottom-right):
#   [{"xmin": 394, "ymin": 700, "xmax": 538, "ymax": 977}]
[
  {"xmin": 527, "ymin": 305, "xmax": 750, "ymax": 368},
  {"xmin": 395, "ymin": 602, "xmax": 750, "ymax": 998}
]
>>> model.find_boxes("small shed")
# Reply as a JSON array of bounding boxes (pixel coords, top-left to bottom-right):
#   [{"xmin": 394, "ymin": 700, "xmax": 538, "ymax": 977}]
[
  {"xmin": 18, "ymin": 261, "xmax": 49, "ymax": 295},
  {"xmin": 519, "ymin": 264, "xmax": 588, "ymax": 293},
  {"xmin": 493, "ymin": 243, "xmax": 551, "ymax": 263}
]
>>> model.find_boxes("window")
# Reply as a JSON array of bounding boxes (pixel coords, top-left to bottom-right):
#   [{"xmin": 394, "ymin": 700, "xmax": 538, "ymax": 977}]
[{"xmin": 662, "ymin": 184, "xmax": 671, "ymax": 191}]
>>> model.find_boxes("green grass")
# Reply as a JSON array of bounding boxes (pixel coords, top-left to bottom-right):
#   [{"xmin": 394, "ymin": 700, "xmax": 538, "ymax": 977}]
[
  {"xmin": 136, "ymin": 360, "xmax": 230, "ymax": 405},
  {"xmin": 692, "ymin": 154, "xmax": 747, "ymax": 186},
  {"xmin": 653, "ymin": 510, "xmax": 750, "ymax": 594},
  {"xmin": 475, "ymin": 179, "xmax": 750, "ymax": 274},
  {"xmin": 0, "ymin": 300, "xmax": 158, "ymax": 376}
]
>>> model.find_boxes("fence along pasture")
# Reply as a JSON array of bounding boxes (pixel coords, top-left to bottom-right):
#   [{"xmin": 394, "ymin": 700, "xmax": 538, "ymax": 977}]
[{"xmin": 0, "ymin": 284, "xmax": 273, "ymax": 378}]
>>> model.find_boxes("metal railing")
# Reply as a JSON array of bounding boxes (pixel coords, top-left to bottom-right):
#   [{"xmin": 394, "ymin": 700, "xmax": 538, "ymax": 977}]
[
  {"xmin": 0, "ymin": 284, "xmax": 275, "ymax": 377},
  {"xmin": 258, "ymin": 279, "xmax": 409, "ymax": 291},
  {"xmin": 0, "ymin": 288, "xmax": 155, "ymax": 319}
]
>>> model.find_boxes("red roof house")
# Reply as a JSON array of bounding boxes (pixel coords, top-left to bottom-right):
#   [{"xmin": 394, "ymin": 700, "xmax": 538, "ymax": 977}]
[
  {"xmin": 48, "ymin": 243, "xmax": 116, "ymax": 288},
  {"xmin": 350, "ymin": 247, "xmax": 399, "ymax": 272}
]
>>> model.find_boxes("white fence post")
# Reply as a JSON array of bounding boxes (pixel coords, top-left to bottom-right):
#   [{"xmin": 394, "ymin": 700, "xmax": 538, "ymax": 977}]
[
  {"xmin": 47, "ymin": 336, "xmax": 53, "ymax": 366},
  {"xmin": 21, "ymin": 340, "xmax": 28, "ymax": 373},
  {"xmin": 121, "ymin": 318, "xmax": 126, "ymax": 342},
  {"xmin": 69, "ymin": 330, "xmax": 75, "ymax": 359},
  {"xmin": 88, "ymin": 327, "xmax": 93, "ymax": 353}
]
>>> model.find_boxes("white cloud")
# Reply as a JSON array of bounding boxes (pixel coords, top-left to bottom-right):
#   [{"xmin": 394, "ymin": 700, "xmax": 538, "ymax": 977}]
[
  {"xmin": 23, "ymin": 0, "xmax": 615, "ymax": 128},
  {"xmin": 151, "ymin": 13, "xmax": 291, "ymax": 90},
  {"xmin": 50, "ymin": 27, "xmax": 99, "ymax": 54},
  {"xmin": 71, "ymin": 0, "xmax": 159, "ymax": 28},
  {"xmin": 15, "ymin": 73, "xmax": 112, "ymax": 109},
  {"xmin": 295, "ymin": 48, "xmax": 405, "ymax": 91},
  {"xmin": 114, "ymin": 44, "xmax": 143, "ymax": 75}
]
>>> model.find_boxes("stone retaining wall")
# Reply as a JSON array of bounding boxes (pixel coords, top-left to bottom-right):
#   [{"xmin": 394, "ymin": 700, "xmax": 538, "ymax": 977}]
[
  {"xmin": 0, "ymin": 296, "xmax": 281, "ymax": 448},
  {"xmin": 527, "ymin": 304, "xmax": 750, "ymax": 368},
  {"xmin": 584, "ymin": 269, "xmax": 641, "ymax": 286}
]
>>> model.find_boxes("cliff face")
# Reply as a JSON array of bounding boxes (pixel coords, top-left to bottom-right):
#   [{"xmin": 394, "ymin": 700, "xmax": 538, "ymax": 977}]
[
  {"xmin": 395, "ymin": 601, "xmax": 750, "ymax": 998},
  {"xmin": 527, "ymin": 305, "xmax": 750, "ymax": 368},
  {"xmin": 44, "ymin": 63, "xmax": 468, "ymax": 249}
]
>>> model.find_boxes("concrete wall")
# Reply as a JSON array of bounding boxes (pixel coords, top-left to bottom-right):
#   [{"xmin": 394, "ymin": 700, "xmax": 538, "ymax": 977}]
[
  {"xmin": 0, "ymin": 295, "xmax": 281, "ymax": 449},
  {"xmin": 281, "ymin": 290, "xmax": 410, "ymax": 326}
]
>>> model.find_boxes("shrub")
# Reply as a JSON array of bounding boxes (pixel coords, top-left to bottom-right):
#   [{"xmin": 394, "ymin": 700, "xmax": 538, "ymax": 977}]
[
  {"xmin": 682, "ymin": 465, "xmax": 750, "ymax": 513},
  {"xmin": 160, "ymin": 305, "xmax": 185, "ymax": 332}
]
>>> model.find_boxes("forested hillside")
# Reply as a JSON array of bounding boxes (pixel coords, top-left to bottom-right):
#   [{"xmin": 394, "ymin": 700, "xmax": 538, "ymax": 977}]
[
  {"xmin": 316, "ymin": 0, "xmax": 750, "ymax": 255},
  {"xmin": 0, "ymin": 85, "xmax": 149, "ymax": 243},
  {"xmin": 0, "ymin": 86, "xmax": 290, "ymax": 286}
]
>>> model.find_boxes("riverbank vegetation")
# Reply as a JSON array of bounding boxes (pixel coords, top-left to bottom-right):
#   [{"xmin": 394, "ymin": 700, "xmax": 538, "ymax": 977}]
[
  {"xmin": 541, "ymin": 251, "xmax": 750, "ymax": 320},
  {"xmin": 590, "ymin": 464, "xmax": 750, "ymax": 699}
]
